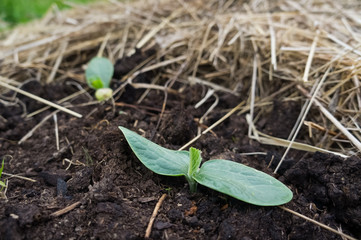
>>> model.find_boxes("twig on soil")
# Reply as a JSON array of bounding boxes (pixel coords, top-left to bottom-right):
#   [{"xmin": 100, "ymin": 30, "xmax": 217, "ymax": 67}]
[
  {"xmin": 19, "ymin": 110, "xmax": 60, "ymax": 145},
  {"xmin": 136, "ymin": 75, "xmax": 161, "ymax": 104},
  {"xmin": 0, "ymin": 78, "xmax": 82, "ymax": 118},
  {"xmin": 246, "ymin": 114, "xmax": 347, "ymax": 158},
  {"xmin": 197, "ymin": 91, "xmax": 219, "ymax": 130},
  {"xmin": 193, "ymin": 119, "xmax": 217, "ymax": 136},
  {"xmin": 152, "ymin": 59, "xmax": 189, "ymax": 139},
  {"xmin": 188, "ymin": 77, "xmax": 239, "ymax": 96},
  {"xmin": 2, "ymin": 172, "xmax": 36, "ymax": 182},
  {"xmin": 279, "ymin": 206, "xmax": 357, "ymax": 240},
  {"xmin": 135, "ymin": 55, "xmax": 187, "ymax": 75},
  {"xmin": 53, "ymin": 114, "xmax": 60, "ymax": 151},
  {"xmin": 50, "ymin": 201, "xmax": 81, "ymax": 217},
  {"xmin": 195, "ymin": 88, "xmax": 215, "ymax": 109},
  {"xmin": 130, "ymin": 83, "xmax": 178, "ymax": 95},
  {"xmin": 115, "ymin": 102, "xmax": 166, "ymax": 113},
  {"xmin": 63, "ymin": 158, "xmax": 86, "ymax": 170},
  {"xmin": 188, "ymin": 76, "xmax": 238, "ymax": 95},
  {"xmin": 239, "ymin": 152, "xmax": 267, "ymax": 156},
  {"xmin": 179, "ymin": 101, "xmax": 245, "ymax": 150},
  {"xmin": 304, "ymin": 121, "xmax": 347, "ymax": 139},
  {"xmin": 27, "ymin": 89, "xmax": 88, "ymax": 118},
  {"xmin": 145, "ymin": 193, "xmax": 167, "ymax": 238}
]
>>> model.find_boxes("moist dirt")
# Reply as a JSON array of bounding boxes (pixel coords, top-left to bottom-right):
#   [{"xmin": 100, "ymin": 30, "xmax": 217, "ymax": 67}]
[{"xmin": 0, "ymin": 54, "xmax": 360, "ymax": 240}]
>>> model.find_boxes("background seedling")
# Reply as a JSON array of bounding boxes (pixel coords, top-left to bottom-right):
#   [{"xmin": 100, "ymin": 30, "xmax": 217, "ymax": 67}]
[
  {"xmin": 82, "ymin": 146, "xmax": 94, "ymax": 166},
  {"xmin": 85, "ymin": 57, "xmax": 114, "ymax": 101},
  {"xmin": 0, "ymin": 157, "xmax": 7, "ymax": 193},
  {"xmin": 119, "ymin": 126, "xmax": 293, "ymax": 206}
]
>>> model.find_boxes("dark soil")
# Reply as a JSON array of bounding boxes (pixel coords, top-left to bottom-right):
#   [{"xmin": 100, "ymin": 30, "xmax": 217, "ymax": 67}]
[{"xmin": 0, "ymin": 53, "xmax": 360, "ymax": 240}]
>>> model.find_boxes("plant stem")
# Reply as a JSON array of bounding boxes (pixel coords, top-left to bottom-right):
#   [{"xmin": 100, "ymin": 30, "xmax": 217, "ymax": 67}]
[
  {"xmin": 185, "ymin": 176, "xmax": 197, "ymax": 193},
  {"xmin": 187, "ymin": 147, "xmax": 201, "ymax": 193}
]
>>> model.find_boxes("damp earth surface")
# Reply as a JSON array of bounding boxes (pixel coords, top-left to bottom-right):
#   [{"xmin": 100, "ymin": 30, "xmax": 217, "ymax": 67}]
[{"xmin": 0, "ymin": 53, "xmax": 360, "ymax": 240}]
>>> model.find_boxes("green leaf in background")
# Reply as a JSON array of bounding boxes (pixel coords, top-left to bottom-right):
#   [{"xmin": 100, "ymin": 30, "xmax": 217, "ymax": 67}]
[
  {"xmin": 0, "ymin": 0, "xmax": 97, "ymax": 25},
  {"xmin": 119, "ymin": 126, "xmax": 189, "ymax": 176},
  {"xmin": 85, "ymin": 57, "xmax": 114, "ymax": 89},
  {"xmin": 193, "ymin": 159, "xmax": 293, "ymax": 206}
]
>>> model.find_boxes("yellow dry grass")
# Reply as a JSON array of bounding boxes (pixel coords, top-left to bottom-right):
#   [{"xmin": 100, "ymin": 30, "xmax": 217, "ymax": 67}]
[{"xmin": 0, "ymin": 0, "xmax": 360, "ymax": 158}]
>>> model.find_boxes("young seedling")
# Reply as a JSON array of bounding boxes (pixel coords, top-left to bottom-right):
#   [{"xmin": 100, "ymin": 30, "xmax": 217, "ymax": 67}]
[
  {"xmin": 0, "ymin": 157, "xmax": 7, "ymax": 192},
  {"xmin": 85, "ymin": 57, "xmax": 114, "ymax": 101},
  {"xmin": 119, "ymin": 126, "xmax": 293, "ymax": 206}
]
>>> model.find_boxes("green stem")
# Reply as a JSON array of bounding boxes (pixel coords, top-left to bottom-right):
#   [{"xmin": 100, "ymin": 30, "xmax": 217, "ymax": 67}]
[
  {"xmin": 186, "ymin": 147, "xmax": 201, "ymax": 193},
  {"xmin": 185, "ymin": 175, "xmax": 197, "ymax": 193}
]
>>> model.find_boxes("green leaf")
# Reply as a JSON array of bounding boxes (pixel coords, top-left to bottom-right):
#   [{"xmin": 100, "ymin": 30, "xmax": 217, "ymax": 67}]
[
  {"xmin": 186, "ymin": 147, "xmax": 202, "ymax": 192},
  {"xmin": 119, "ymin": 126, "xmax": 189, "ymax": 176},
  {"xmin": 88, "ymin": 77, "xmax": 104, "ymax": 89},
  {"xmin": 0, "ymin": 181, "xmax": 5, "ymax": 188},
  {"xmin": 85, "ymin": 57, "xmax": 114, "ymax": 89},
  {"xmin": 194, "ymin": 160, "xmax": 293, "ymax": 206},
  {"xmin": 189, "ymin": 147, "xmax": 201, "ymax": 177}
]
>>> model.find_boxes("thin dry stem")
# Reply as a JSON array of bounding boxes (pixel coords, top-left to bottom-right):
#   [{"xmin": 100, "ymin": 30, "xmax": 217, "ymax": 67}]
[
  {"xmin": 0, "ymin": 79, "xmax": 82, "ymax": 118},
  {"xmin": 145, "ymin": 193, "xmax": 167, "ymax": 238},
  {"xmin": 2, "ymin": 172, "xmax": 37, "ymax": 182},
  {"xmin": 50, "ymin": 201, "xmax": 82, "ymax": 217},
  {"xmin": 19, "ymin": 110, "xmax": 60, "ymax": 144},
  {"xmin": 279, "ymin": 206, "xmax": 357, "ymax": 240},
  {"xmin": 275, "ymin": 67, "xmax": 332, "ymax": 173}
]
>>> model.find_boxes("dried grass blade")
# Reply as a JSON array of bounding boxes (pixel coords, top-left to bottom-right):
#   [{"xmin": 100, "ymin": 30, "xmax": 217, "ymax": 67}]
[
  {"xmin": 246, "ymin": 114, "xmax": 347, "ymax": 158},
  {"xmin": 298, "ymin": 85, "xmax": 361, "ymax": 153},
  {"xmin": 279, "ymin": 206, "xmax": 357, "ymax": 240},
  {"xmin": 303, "ymin": 30, "xmax": 319, "ymax": 82},
  {"xmin": 0, "ymin": 78, "xmax": 82, "ymax": 118}
]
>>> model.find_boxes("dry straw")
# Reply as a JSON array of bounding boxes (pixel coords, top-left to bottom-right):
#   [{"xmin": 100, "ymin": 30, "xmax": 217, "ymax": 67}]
[
  {"xmin": 0, "ymin": 0, "xmax": 360, "ymax": 239},
  {"xmin": 0, "ymin": 0, "xmax": 359, "ymax": 157}
]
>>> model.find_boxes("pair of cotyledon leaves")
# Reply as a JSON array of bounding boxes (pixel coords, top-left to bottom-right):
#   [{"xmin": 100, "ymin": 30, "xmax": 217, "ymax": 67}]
[{"xmin": 119, "ymin": 126, "xmax": 293, "ymax": 206}]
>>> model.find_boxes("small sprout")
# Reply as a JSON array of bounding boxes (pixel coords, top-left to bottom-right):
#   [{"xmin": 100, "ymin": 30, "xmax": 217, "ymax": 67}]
[
  {"xmin": 95, "ymin": 88, "xmax": 113, "ymax": 101},
  {"xmin": 85, "ymin": 57, "xmax": 114, "ymax": 101},
  {"xmin": 82, "ymin": 147, "xmax": 93, "ymax": 166},
  {"xmin": 0, "ymin": 157, "xmax": 7, "ymax": 192},
  {"xmin": 119, "ymin": 126, "xmax": 293, "ymax": 206},
  {"xmin": 164, "ymin": 186, "xmax": 173, "ymax": 196}
]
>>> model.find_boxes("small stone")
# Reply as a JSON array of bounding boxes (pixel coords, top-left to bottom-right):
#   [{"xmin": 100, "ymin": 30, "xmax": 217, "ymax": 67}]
[
  {"xmin": 154, "ymin": 221, "xmax": 173, "ymax": 230},
  {"xmin": 185, "ymin": 216, "xmax": 198, "ymax": 227}
]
